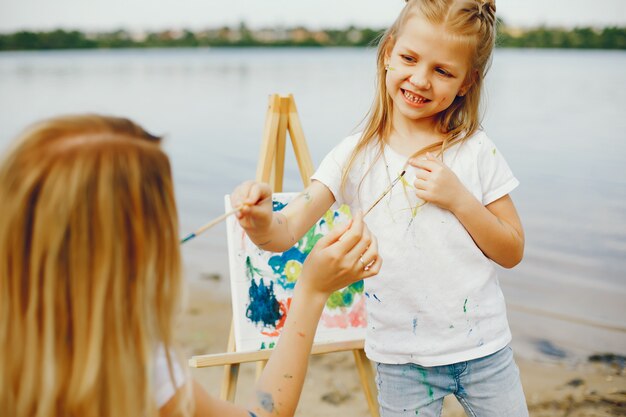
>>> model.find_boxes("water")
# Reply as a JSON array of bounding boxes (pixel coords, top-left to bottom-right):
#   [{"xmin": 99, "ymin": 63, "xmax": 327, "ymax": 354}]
[{"xmin": 1, "ymin": 47, "xmax": 625, "ymax": 361}]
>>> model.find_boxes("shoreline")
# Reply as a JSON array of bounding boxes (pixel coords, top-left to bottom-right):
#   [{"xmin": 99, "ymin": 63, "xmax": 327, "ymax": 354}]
[{"xmin": 178, "ymin": 279, "xmax": 626, "ymax": 416}]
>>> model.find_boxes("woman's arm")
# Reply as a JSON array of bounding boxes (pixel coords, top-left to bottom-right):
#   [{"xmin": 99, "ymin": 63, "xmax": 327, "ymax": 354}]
[
  {"xmin": 410, "ymin": 153, "xmax": 524, "ymax": 268},
  {"xmin": 230, "ymin": 180, "xmax": 335, "ymax": 253},
  {"xmin": 161, "ymin": 212, "xmax": 381, "ymax": 417}
]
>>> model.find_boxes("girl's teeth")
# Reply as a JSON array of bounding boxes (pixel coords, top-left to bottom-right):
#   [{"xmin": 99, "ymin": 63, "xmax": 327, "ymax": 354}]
[{"xmin": 403, "ymin": 90, "xmax": 426, "ymax": 103}]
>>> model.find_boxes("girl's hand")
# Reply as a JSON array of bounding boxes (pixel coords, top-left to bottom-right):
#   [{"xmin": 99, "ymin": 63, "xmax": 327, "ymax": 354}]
[
  {"xmin": 230, "ymin": 181, "xmax": 273, "ymax": 234},
  {"xmin": 409, "ymin": 153, "xmax": 471, "ymax": 213},
  {"xmin": 297, "ymin": 211, "xmax": 381, "ymax": 299}
]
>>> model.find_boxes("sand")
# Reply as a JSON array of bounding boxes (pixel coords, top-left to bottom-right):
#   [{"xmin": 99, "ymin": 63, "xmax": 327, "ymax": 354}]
[{"xmin": 177, "ymin": 279, "xmax": 626, "ymax": 417}]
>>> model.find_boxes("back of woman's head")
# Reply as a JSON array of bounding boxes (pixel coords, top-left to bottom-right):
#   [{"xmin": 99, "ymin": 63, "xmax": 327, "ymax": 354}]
[
  {"xmin": 370, "ymin": 0, "xmax": 497, "ymax": 142},
  {"xmin": 0, "ymin": 114, "xmax": 183, "ymax": 417}
]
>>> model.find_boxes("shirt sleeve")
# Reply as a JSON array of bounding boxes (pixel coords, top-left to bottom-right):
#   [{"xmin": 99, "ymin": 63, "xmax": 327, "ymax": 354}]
[
  {"xmin": 476, "ymin": 132, "xmax": 520, "ymax": 205},
  {"xmin": 311, "ymin": 134, "xmax": 361, "ymax": 206},
  {"xmin": 153, "ymin": 344, "xmax": 186, "ymax": 408}
]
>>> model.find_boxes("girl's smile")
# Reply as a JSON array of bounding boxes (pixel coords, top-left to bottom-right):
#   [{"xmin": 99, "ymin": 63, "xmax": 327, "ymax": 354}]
[{"xmin": 401, "ymin": 88, "xmax": 431, "ymax": 107}]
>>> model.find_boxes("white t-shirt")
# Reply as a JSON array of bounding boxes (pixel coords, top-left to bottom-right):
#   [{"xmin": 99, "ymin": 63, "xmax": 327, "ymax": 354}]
[
  {"xmin": 312, "ymin": 130, "xmax": 519, "ymax": 366},
  {"xmin": 153, "ymin": 344, "xmax": 186, "ymax": 408}
]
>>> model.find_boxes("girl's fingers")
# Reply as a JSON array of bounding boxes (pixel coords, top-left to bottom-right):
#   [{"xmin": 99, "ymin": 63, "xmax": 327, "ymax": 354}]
[
  {"xmin": 409, "ymin": 158, "xmax": 436, "ymax": 172},
  {"xmin": 413, "ymin": 178, "xmax": 428, "ymax": 191}
]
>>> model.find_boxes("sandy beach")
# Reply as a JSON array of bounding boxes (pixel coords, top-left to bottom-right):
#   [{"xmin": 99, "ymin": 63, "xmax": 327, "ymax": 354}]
[{"xmin": 177, "ymin": 279, "xmax": 626, "ymax": 417}]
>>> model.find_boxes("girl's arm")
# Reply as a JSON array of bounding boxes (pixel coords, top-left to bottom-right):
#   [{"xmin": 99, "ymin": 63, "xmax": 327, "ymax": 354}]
[
  {"xmin": 160, "ymin": 212, "xmax": 381, "ymax": 417},
  {"xmin": 230, "ymin": 180, "xmax": 335, "ymax": 252},
  {"xmin": 410, "ymin": 153, "xmax": 524, "ymax": 268}
]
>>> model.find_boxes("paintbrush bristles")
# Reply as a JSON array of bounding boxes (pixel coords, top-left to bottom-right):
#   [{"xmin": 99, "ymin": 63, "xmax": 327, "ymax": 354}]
[{"xmin": 363, "ymin": 170, "xmax": 406, "ymax": 218}]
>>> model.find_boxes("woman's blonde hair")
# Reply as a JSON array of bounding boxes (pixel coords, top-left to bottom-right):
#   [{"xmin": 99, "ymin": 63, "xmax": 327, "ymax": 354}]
[
  {"xmin": 341, "ymin": 0, "xmax": 497, "ymax": 193},
  {"xmin": 0, "ymin": 115, "xmax": 189, "ymax": 417}
]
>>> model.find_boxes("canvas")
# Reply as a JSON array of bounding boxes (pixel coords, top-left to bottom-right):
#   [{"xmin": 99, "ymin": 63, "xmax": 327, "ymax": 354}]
[{"xmin": 225, "ymin": 193, "xmax": 367, "ymax": 352}]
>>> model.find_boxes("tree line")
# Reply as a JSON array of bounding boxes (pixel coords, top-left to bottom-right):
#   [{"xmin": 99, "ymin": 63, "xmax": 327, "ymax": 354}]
[{"xmin": 0, "ymin": 23, "xmax": 624, "ymax": 51}]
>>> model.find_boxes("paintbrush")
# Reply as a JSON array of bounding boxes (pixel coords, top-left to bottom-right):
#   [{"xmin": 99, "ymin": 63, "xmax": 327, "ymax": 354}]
[
  {"xmin": 180, "ymin": 204, "xmax": 246, "ymax": 244},
  {"xmin": 363, "ymin": 170, "xmax": 406, "ymax": 217}
]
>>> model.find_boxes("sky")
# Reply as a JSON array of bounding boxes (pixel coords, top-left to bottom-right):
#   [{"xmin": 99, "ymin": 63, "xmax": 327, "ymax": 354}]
[{"xmin": 1, "ymin": 0, "xmax": 625, "ymax": 32}]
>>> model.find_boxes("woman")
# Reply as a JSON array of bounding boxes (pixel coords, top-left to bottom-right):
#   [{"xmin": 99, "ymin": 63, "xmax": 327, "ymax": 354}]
[{"xmin": 0, "ymin": 114, "xmax": 381, "ymax": 417}]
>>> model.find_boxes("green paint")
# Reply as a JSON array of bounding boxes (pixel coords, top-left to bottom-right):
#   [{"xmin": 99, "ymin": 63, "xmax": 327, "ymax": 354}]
[
  {"xmin": 326, "ymin": 291, "xmax": 344, "ymax": 308},
  {"xmin": 323, "ymin": 209, "xmax": 335, "ymax": 229},
  {"xmin": 298, "ymin": 226, "xmax": 324, "ymax": 254},
  {"xmin": 492, "ymin": 148, "xmax": 497, "ymax": 155},
  {"xmin": 269, "ymin": 342, "xmax": 275, "ymax": 349},
  {"xmin": 418, "ymin": 368, "xmax": 434, "ymax": 400},
  {"xmin": 347, "ymin": 280, "xmax": 364, "ymax": 294},
  {"xmin": 338, "ymin": 204, "xmax": 352, "ymax": 217},
  {"xmin": 245, "ymin": 256, "xmax": 264, "ymax": 280},
  {"xmin": 449, "ymin": 324, "xmax": 454, "ymax": 329},
  {"xmin": 260, "ymin": 342, "xmax": 266, "ymax": 350},
  {"xmin": 415, "ymin": 410, "xmax": 419, "ymax": 415},
  {"xmin": 463, "ymin": 298, "xmax": 468, "ymax": 313}
]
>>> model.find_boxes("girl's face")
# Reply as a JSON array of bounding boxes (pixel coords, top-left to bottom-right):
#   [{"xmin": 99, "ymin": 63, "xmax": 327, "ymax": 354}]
[{"xmin": 385, "ymin": 14, "xmax": 473, "ymax": 130}]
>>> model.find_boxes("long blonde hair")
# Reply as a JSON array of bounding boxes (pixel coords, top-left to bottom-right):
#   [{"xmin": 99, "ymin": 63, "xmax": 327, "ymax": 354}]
[
  {"xmin": 0, "ymin": 115, "xmax": 188, "ymax": 417},
  {"xmin": 342, "ymin": 0, "xmax": 497, "ymax": 192}
]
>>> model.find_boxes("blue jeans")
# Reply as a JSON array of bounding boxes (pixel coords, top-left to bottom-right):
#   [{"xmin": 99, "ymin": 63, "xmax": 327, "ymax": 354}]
[{"xmin": 375, "ymin": 346, "xmax": 529, "ymax": 417}]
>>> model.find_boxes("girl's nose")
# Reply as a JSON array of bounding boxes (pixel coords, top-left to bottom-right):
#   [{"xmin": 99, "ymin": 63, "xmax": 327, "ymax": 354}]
[{"xmin": 408, "ymin": 72, "xmax": 431, "ymax": 90}]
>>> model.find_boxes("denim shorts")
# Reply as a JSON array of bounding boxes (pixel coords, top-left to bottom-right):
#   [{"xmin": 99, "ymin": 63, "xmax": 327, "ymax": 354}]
[{"xmin": 375, "ymin": 346, "xmax": 529, "ymax": 417}]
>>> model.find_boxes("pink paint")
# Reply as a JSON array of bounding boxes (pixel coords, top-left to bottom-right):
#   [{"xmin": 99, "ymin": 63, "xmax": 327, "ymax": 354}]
[{"xmin": 320, "ymin": 297, "xmax": 366, "ymax": 329}]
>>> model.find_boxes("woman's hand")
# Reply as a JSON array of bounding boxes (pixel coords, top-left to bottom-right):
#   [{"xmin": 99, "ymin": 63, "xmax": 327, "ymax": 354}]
[
  {"xmin": 230, "ymin": 181, "xmax": 274, "ymax": 235},
  {"xmin": 297, "ymin": 211, "xmax": 381, "ymax": 299},
  {"xmin": 409, "ymin": 153, "xmax": 471, "ymax": 213}
]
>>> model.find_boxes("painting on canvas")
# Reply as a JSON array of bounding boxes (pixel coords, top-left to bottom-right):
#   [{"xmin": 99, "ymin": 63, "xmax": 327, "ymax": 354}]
[{"xmin": 225, "ymin": 193, "xmax": 367, "ymax": 352}]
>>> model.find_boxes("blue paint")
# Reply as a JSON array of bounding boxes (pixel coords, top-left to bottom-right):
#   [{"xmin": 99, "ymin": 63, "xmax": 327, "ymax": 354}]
[
  {"xmin": 246, "ymin": 278, "xmax": 282, "ymax": 328},
  {"xmin": 372, "ymin": 294, "xmax": 381, "ymax": 303},
  {"xmin": 257, "ymin": 391, "xmax": 275, "ymax": 412},
  {"xmin": 365, "ymin": 292, "xmax": 370, "ymax": 298},
  {"xmin": 343, "ymin": 291, "xmax": 354, "ymax": 305},
  {"xmin": 268, "ymin": 247, "xmax": 307, "ymax": 290},
  {"xmin": 180, "ymin": 232, "xmax": 195, "ymax": 244},
  {"xmin": 412, "ymin": 317, "xmax": 418, "ymax": 334},
  {"xmin": 272, "ymin": 200, "xmax": 287, "ymax": 211}
]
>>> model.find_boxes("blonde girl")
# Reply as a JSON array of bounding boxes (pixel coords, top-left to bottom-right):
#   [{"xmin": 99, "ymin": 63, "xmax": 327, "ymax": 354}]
[
  {"xmin": 231, "ymin": 0, "xmax": 528, "ymax": 415},
  {"xmin": 0, "ymin": 114, "xmax": 380, "ymax": 417}
]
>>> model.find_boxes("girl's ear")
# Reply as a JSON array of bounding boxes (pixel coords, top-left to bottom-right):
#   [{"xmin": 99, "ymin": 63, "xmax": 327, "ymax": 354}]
[
  {"xmin": 458, "ymin": 70, "xmax": 478, "ymax": 97},
  {"xmin": 383, "ymin": 35, "xmax": 395, "ymax": 61}
]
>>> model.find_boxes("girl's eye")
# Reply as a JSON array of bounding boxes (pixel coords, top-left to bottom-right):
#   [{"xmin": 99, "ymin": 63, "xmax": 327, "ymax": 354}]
[
  {"xmin": 401, "ymin": 55, "xmax": 416, "ymax": 63},
  {"xmin": 436, "ymin": 68, "xmax": 452, "ymax": 77}
]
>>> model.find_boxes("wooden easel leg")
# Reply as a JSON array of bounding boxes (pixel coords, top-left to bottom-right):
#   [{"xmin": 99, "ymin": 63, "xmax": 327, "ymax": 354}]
[
  {"xmin": 286, "ymin": 94, "xmax": 315, "ymax": 186},
  {"xmin": 220, "ymin": 322, "xmax": 239, "ymax": 401},
  {"xmin": 256, "ymin": 94, "xmax": 282, "ymax": 183},
  {"xmin": 269, "ymin": 97, "xmax": 289, "ymax": 192},
  {"xmin": 255, "ymin": 360, "xmax": 267, "ymax": 381},
  {"xmin": 353, "ymin": 348, "xmax": 380, "ymax": 417}
]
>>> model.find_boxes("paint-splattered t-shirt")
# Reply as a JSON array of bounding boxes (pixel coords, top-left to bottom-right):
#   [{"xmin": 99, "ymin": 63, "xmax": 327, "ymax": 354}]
[{"xmin": 312, "ymin": 130, "xmax": 519, "ymax": 366}]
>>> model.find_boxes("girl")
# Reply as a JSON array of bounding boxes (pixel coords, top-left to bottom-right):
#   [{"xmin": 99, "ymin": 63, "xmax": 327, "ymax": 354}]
[
  {"xmin": 230, "ymin": 0, "xmax": 527, "ymax": 416},
  {"xmin": 0, "ymin": 114, "xmax": 380, "ymax": 417}
]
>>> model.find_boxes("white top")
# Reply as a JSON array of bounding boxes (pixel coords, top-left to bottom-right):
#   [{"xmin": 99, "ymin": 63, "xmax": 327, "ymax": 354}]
[
  {"xmin": 312, "ymin": 130, "xmax": 519, "ymax": 366},
  {"xmin": 153, "ymin": 344, "xmax": 186, "ymax": 408}
]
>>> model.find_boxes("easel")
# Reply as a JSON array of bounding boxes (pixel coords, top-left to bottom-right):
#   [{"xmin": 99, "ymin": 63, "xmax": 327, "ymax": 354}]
[{"xmin": 188, "ymin": 94, "xmax": 379, "ymax": 417}]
